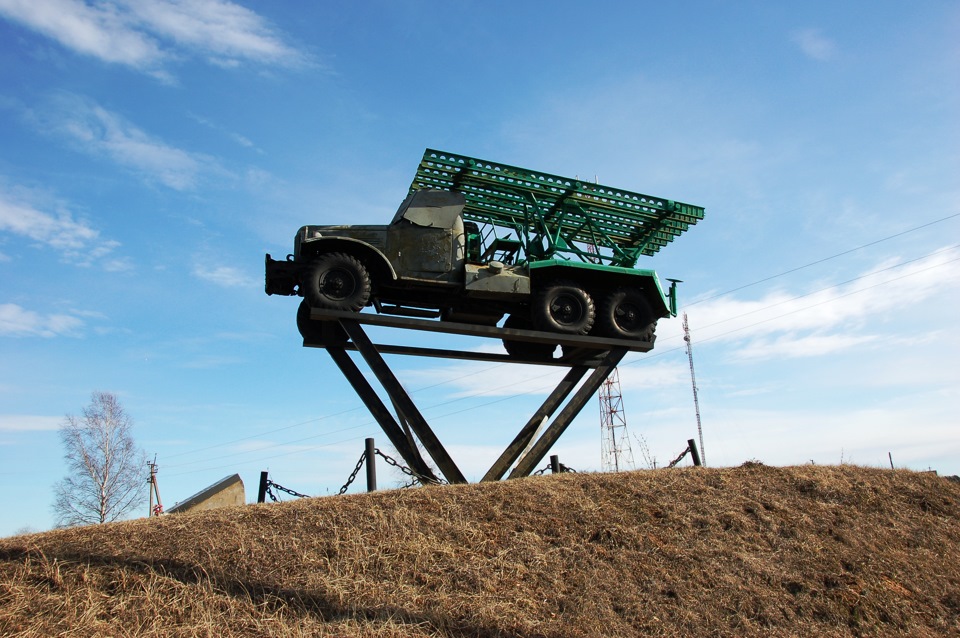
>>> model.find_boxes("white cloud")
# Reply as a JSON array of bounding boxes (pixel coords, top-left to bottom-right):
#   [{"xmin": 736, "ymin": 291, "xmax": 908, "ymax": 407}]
[
  {"xmin": 0, "ymin": 0, "xmax": 307, "ymax": 79},
  {"xmin": 0, "ymin": 0, "xmax": 164, "ymax": 67},
  {"xmin": 0, "ymin": 303, "xmax": 85, "ymax": 337},
  {"xmin": 792, "ymin": 28, "xmax": 837, "ymax": 62},
  {"xmin": 193, "ymin": 264, "xmax": 258, "ymax": 288},
  {"xmin": 0, "ymin": 181, "xmax": 123, "ymax": 266},
  {"xmin": 683, "ymin": 248, "xmax": 960, "ymax": 361},
  {"xmin": 33, "ymin": 95, "xmax": 210, "ymax": 190},
  {"xmin": 0, "ymin": 189, "xmax": 98, "ymax": 249},
  {"xmin": 0, "ymin": 414, "xmax": 62, "ymax": 431},
  {"xmin": 121, "ymin": 0, "xmax": 305, "ymax": 67}
]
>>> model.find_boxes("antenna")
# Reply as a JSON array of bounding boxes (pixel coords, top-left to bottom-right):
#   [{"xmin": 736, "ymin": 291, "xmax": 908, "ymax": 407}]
[
  {"xmin": 682, "ymin": 313, "xmax": 706, "ymax": 466},
  {"xmin": 599, "ymin": 367, "xmax": 636, "ymax": 472}
]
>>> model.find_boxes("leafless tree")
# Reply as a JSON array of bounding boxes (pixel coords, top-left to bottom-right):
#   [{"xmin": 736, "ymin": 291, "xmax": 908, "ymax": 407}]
[{"xmin": 52, "ymin": 392, "xmax": 147, "ymax": 527}]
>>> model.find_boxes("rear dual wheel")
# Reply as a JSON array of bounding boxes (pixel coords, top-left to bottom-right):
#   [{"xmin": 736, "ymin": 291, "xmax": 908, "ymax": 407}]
[
  {"xmin": 533, "ymin": 281, "xmax": 595, "ymax": 335},
  {"xmin": 597, "ymin": 288, "xmax": 656, "ymax": 341}
]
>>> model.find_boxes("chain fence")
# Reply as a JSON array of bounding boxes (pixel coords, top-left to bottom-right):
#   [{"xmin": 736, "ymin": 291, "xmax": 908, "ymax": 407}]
[
  {"xmin": 265, "ymin": 444, "xmax": 594, "ymax": 501},
  {"xmin": 336, "ymin": 447, "xmax": 445, "ymax": 495},
  {"xmin": 263, "ymin": 479, "xmax": 311, "ymax": 502},
  {"xmin": 533, "ymin": 461, "xmax": 577, "ymax": 475}
]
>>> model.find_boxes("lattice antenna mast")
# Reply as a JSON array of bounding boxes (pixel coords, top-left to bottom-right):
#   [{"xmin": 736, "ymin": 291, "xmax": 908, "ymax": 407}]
[
  {"xmin": 683, "ymin": 313, "xmax": 706, "ymax": 466},
  {"xmin": 599, "ymin": 367, "xmax": 636, "ymax": 472}
]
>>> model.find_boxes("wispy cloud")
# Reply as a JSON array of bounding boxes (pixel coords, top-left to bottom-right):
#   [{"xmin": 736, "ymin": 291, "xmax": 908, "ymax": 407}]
[
  {"xmin": 192, "ymin": 264, "xmax": 258, "ymax": 288},
  {"xmin": 0, "ymin": 414, "xmax": 61, "ymax": 431},
  {"xmin": 122, "ymin": 0, "xmax": 306, "ymax": 67},
  {"xmin": 0, "ymin": 0, "xmax": 308, "ymax": 80},
  {"xmin": 792, "ymin": 28, "xmax": 837, "ymax": 62},
  {"xmin": 0, "ymin": 303, "xmax": 85, "ymax": 337},
  {"xmin": 681, "ymin": 248, "xmax": 960, "ymax": 361},
  {"xmin": 188, "ymin": 112, "xmax": 261, "ymax": 152},
  {"xmin": 31, "ymin": 94, "xmax": 212, "ymax": 190},
  {"xmin": 0, "ymin": 179, "xmax": 124, "ymax": 266}
]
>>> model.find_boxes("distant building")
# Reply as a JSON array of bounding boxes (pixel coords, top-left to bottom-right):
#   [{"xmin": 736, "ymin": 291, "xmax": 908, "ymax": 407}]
[{"xmin": 168, "ymin": 474, "xmax": 245, "ymax": 514}]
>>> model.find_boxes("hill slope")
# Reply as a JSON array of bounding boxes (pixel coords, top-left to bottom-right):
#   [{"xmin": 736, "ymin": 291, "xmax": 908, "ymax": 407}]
[{"xmin": 2, "ymin": 464, "xmax": 959, "ymax": 637}]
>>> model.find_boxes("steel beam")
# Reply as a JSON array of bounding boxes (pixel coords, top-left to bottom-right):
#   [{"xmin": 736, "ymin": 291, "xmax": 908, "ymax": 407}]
[
  {"xmin": 338, "ymin": 319, "xmax": 467, "ymax": 484},
  {"xmin": 508, "ymin": 348, "xmax": 627, "ymax": 478},
  {"xmin": 481, "ymin": 364, "xmax": 589, "ymax": 482},
  {"xmin": 326, "ymin": 346, "xmax": 440, "ymax": 483}
]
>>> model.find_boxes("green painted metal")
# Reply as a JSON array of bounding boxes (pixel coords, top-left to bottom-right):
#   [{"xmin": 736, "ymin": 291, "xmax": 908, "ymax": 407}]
[{"xmin": 410, "ymin": 148, "xmax": 705, "ymax": 268}]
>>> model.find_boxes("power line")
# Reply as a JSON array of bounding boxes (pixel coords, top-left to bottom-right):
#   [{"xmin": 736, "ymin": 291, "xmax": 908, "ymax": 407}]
[
  {"xmin": 690, "ymin": 244, "xmax": 960, "ymax": 332},
  {"xmin": 688, "ymin": 212, "xmax": 960, "ymax": 305},
  {"xmin": 618, "ymin": 246, "xmax": 960, "ymax": 369}
]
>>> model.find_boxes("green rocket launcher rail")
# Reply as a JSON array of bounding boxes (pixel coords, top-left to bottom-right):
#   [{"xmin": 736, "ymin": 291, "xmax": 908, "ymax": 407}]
[{"xmin": 410, "ymin": 148, "xmax": 705, "ymax": 268}]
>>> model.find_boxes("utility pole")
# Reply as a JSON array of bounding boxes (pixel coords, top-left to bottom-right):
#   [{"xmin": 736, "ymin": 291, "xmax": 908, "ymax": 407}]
[
  {"xmin": 682, "ymin": 313, "xmax": 706, "ymax": 466},
  {"xmin": 147, "ymin": 457, "xmax": 163, "ymax": 517}
]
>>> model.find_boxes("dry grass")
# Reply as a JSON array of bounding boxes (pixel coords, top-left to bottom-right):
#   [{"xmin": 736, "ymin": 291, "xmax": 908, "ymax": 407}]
[{"xmin": 2, "ymin": 463, "xmax": 959, "ymax": 637}]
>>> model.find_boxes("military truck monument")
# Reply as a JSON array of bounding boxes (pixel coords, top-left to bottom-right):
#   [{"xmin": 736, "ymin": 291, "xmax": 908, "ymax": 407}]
[{"xmin": 265, "ymin": 149, "xmax": 704, "ymax": 483}]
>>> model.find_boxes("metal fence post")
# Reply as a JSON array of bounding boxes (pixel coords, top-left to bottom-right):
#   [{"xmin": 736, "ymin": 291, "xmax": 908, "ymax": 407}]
[
  {"xmin": 688, "ymin": 439, "xmax": 702, "ymax": 467},
  {"xmin": 365, "ymin": 438, "xmax": 377, "ymax": 492},
  {"xmin": 257, "ymin": 471, "xmax": 269, "ymax": 503},
  {"xmin": 550, "ymin": 454, "xmax": 561, "ymax": 474}
]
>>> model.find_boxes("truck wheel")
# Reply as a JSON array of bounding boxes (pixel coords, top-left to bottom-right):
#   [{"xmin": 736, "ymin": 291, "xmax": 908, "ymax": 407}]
[
  {"xmin": 598, "ymin": 288, "xmax": 656, "ymax": 340},
  {"xmin": 302, "ymin": 253, "xmax": 371, "ymax": 311},
  {"xmin": 533, "ymin": 281, "xmax": 595, "ymax": 334},
  {"xmin": 502, "ymin": 314, "xmax": 557, "ymax": 360}
]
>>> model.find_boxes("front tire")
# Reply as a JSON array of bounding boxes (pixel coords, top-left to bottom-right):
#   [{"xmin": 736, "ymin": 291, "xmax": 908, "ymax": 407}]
[
  {"xmin": 302, "ymin": 253, "xmax": 371, "ymax": 311},
  {"xmin": 597, "ymin": 288, "xmax": 656, "ymax": 341},
  {"xmin": 533, "ymin": 281, "xmax": 595, "ymax": 335}
]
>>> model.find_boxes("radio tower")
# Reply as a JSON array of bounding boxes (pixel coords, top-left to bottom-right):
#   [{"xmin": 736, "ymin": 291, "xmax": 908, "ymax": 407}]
[
  {"xmin": 599, "ymin": 367, "xmax": 636, "ymax": 472},
  {"xmin": 683, "ymin": 313, "xmax": 706, "ymax": 466}
]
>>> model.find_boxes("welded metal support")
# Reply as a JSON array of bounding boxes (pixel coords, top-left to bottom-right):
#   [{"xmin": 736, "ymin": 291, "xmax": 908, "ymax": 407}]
[
  {"xmin": 508, "ymin": 348, "xmax": 627, "ymax": 478},
  {"xmin": 389, "ymin": 396, "xmax": 430, "ymax": 473},
  {"xmin": 482, "ymin": 364, "xmax": 589, "ymax": 481},
  {"xmin": 326, "ymin": 346, "xmax": 440, "ymax": 483},
  {"xmin": 338, "ymin": 319, "xmax": 467, "ymax": 484},
  {"xmin": 308, "ymin": 310, "xmax": 633, "ymax": 485}
]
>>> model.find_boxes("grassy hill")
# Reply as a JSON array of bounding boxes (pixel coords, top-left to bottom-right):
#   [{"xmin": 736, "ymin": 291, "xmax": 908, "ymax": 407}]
[{"xmin": 2, "ymin": 463, "xmax": 959, "ymax": 637}]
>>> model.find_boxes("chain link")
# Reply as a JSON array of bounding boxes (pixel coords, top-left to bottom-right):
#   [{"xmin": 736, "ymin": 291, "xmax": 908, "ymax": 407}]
[
  {"xmin": 375, "ymin": 448, "xmax": 446, "ymax": 486},
  {"xmin": 533, "ymin": 462, "xmax": 577, "ymax": 475},
  {"xmin": 266, "ymin": 479, "xmax": 311, "ymax": 500},
  {"xmin": 667, "ymin": 446, "xmax": 691, "ymax": 468},
  {"xmin": 337, "ymin": 451, "xmax": 367, "ymax": 495}
]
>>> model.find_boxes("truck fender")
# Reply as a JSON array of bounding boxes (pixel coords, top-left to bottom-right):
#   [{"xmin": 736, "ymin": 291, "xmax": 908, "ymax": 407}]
[{"xmin": 299, "ymin": 237, "xmax": 398, "ymax": 284}]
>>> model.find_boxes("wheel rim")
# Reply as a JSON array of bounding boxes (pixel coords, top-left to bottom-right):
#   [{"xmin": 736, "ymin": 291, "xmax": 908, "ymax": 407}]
[
  {"xmin": 550, "ymin": 293, "xmax": 585, "ymax": 326},
  {"xmin": 613, "ymin": 301, "xmax": 645, "ymax": 331},
  {"xmin": 319, "ymin": 268, "xmax": 356, "ymax": 301}
]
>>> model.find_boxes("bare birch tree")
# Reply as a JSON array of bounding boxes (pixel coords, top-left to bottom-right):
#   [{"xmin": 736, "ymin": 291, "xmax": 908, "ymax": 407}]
[{"xmin": 52, "ymin": 392, "xmax": 147, "ymax": 527}]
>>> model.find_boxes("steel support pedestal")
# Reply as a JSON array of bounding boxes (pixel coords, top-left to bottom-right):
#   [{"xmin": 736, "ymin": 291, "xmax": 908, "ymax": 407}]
[{"xmin": 304, "ymin": 308, "xmax": 641, "ymax": 483}]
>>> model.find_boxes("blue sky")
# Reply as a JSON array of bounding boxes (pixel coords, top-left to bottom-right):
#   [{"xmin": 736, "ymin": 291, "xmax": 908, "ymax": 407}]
[{"xmin": 1, "ymin": 1, "xmax": 957, "ymax": 536}]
